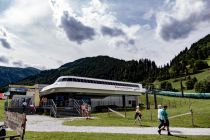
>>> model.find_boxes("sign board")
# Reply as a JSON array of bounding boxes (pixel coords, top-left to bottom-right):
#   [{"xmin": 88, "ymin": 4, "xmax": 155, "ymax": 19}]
[
  {"xmin": 10, "ymin": 87, "xmax": 28, "ymax": 93},
  {"xmin": 4, "ymin": 112, "xmax": 26, "ymax": 137}
]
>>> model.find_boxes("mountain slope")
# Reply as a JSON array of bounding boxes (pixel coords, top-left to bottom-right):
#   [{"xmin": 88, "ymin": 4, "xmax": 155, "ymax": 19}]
[
  {"xmin": 158, "ymin": 34, "xmax": 210, "ymax": 81},
  {"xmin": 17, "ymin": 56, "xmax": 158, "ymax": 85},
  {"xmin": 17, "ymin": 34, "xmax": 210, "ymax": 91},
  {"xmin": 0, "ymin": 66, "xmax": 40, "ymax": 86}
]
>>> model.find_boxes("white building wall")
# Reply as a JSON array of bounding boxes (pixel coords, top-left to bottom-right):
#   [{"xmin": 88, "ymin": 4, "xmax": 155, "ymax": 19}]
[{"xmin": 91, "ymin": 95, "xmax": 138, "ymax": 110}]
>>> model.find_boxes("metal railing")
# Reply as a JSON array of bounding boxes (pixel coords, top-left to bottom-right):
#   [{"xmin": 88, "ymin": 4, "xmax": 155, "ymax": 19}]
[
  {"xmin": 73, "ymin": 99, "xmax": 82, "ymax": 116},
  {"xmin": 49, "ymin": 99, "xmax": 57, "ymax": 118}
]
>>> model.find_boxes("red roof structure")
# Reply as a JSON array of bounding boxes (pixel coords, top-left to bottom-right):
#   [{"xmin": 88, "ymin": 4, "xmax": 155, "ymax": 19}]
[{"xmin": 0, "ymin": 93, "xmax": 4, "ymax": 99}]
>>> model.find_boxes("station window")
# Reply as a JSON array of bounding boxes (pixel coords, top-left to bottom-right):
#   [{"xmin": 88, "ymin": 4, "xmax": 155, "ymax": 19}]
[
  {"xmin": 62, "ymin": 78, "xmax": 68, "ymax": 81},
  {"xmin": 58, "ymin": 77, "xmax": 139, "ymax": 88}
]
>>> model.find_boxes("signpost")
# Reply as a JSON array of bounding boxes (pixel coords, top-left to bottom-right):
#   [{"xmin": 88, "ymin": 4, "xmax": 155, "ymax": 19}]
[{"xmin": 3, "ymin": 112, "xmax": 27, "ymax": 140}]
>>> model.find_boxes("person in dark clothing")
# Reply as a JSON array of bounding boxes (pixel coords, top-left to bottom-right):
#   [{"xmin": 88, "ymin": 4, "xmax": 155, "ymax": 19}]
[
  {"xmin": 22, "ymin": 99, "xmax": 27, "ymax": 113},
  {"xmin": 134, "ymin": 106, "xmax": 142, "ymax": 125},
  {"xmin": 158, "ymin": 105, "xmax": 172, "ymax": 136}
]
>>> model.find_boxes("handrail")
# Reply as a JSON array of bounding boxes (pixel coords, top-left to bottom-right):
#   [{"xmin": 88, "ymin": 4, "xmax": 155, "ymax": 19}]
[
  {"xmin": 73, "ymin": 99, "xmax": 82, "ymax": 116},
  {"xmin": 49, "ymin": 99, "xmax": 57, "ymax": 118},
  {"xmin": 108, "ymin": 107, "xmax": 125, "ymax": 118}
]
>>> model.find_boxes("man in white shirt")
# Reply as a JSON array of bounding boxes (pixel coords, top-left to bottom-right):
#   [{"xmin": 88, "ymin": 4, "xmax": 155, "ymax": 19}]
[{"xmin": 158, "ymin": 105, "xmax": 164, "ymax": 131}]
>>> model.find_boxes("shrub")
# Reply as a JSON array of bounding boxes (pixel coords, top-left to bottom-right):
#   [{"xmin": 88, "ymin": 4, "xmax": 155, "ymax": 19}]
[
  {"xmin": 160, "ymin": 81, "xmax": 173, "ymax": 91},
  {"xmin": 185, "ymin": 77, "xmax": 197, "ymax": 90},
  {"xmin": 195, "ymin": 77, "xmax": 210, "ymax": 93},
  {"xmin": 194, "ymin": 60, "xmax": 209, "ymax": 70}
]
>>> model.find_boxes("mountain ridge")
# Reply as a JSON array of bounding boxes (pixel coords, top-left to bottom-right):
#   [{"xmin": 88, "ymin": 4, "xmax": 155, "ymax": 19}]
[
  {"xmin": 2, "ymin": 34, "xmax": 210, "ymax": 91},
  {"xmin": 0, "ymin": 66, "xmax": 40, "ymax": 87}
]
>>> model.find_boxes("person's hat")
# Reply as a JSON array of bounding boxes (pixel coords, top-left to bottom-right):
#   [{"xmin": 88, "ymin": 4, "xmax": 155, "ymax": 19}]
[
  {"xmin": 158, "ymin": 105, "xmax": 162, "ymax": 108},
  {"xmin": 136, "ymin": 106, "xmax": 139, "ymax": 108}
]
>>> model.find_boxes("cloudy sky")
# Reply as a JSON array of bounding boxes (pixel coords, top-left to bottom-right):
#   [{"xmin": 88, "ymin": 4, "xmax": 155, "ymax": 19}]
[{"xmin": 1, "ymin": 0, "xmax": 210, "ymax": 69}]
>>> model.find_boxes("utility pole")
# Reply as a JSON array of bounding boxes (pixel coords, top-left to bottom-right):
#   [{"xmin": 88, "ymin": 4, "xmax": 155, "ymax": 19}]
[
  {"xmin": 180, "ymin": 80, "xmax": 184, "ymax": 97},
  {"xmin": 146, "ymin": 88, "xmax": 149, "ymax": 110},
  {"xmin": 154, "ymin": 90, "xmax": 157, "ymax": 109},
  {"xmin": 122, "ymin": 95, "xmax": 126, "ymax": 118}
]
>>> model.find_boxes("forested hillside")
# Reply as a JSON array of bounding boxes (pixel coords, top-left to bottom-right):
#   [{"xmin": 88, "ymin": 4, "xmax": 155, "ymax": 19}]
[
  {"xmin": 17, "ymin": 56, "xmax": 158, "ymax": 85},
  {"xmin": 158, "ymin": 34, "xmax": 210, "ymax": 81},
  {"xmin": 12, "ymin": 34, "xmax": 210, "ymax": 93},
  {"xmin": 0, "ymin": 66, "xmax": 40, "ymax": 86}
]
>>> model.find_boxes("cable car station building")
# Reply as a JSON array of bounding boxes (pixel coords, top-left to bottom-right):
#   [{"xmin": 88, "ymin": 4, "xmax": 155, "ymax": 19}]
[
  {"xmin": 8, "ymin": 76, "xmax": 145, "ymax": 117},
  {"xmin": 41, "ymin": 76, "xmax": 145, "ymax": 113}
]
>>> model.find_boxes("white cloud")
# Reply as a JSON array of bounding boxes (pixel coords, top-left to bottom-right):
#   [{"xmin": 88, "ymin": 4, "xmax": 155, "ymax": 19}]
[
  {"xmin": 0, "ymin": 0, "xmax": 51, "ymax": 27},
  {"xmin": 0, "ymin": 0, "xmax": 210, "ymax": 69},
  {"xmin": 50, "ymin": 0, "xmax": 140, "ymax": 48},
  {"xmin": 82, "ymin": 0, "xmax": 141, "ymax": 48},
  {"xmin": 142, "ymin": 9, "xmax": 155, "ymax": 20},
  {"xmin": 0, "ymin": 26, "xmax": 12, "ymax": 49},
  {"xmin": 156, "ymin": 0, "xmax": 210, "ymax": 41}
]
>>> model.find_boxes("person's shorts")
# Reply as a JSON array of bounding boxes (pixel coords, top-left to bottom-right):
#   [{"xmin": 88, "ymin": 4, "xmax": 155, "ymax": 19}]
[
  {"xmin": 159, "ymin": 119, "xmax": 164, "ymax": 124},
  {"xmin": 134, "ymin": 113, "xmax": 139, "ymax": 119},
  {"xmin": 164, "ymin": 119, "xmax": 169, "ymax": 126},
  {"xmin": 158, "ymin": 119, "xmax": 164, "ymax": 129}
]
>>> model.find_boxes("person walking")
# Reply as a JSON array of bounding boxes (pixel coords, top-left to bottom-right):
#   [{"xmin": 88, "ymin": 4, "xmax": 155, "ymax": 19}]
[
  {"xmin": 157, "ymin": 105, "xmax": 165, "ymax": 130},
  {"xmin": 158, "ymin": 105, "xmax": 172, "ymax": 135},
  {"xmin": 134, "ymin": 106, "xmax": 142, "ymax": 125},
  {"xmin": 81, "ymin": 103, "xmax": 86, "ymax": 117},
  {"xmin": 86, "ymin": 104, "xmax": 91, "ymax": 119},
  {"xmin": 22, "ymin": 99, "xmax": 27, "ymax": 113}
]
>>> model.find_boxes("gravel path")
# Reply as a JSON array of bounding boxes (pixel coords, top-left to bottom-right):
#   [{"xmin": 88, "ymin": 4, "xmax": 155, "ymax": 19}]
[{"xmin": 3, "ymin": 115, "xmax": 210, "ymax": 136}]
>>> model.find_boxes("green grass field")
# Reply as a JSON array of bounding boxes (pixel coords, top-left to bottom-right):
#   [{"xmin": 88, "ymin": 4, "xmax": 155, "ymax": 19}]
[
  {"xmin": 64, "ymin": 95, "xmax": 210, "ymax": 128},
  {"xmin": 21, "ymin": 132, "xmax": 210, "ymax": 140},
  {"xmin": 0, "ymin": 99, "xmax": 5, "ymax": 121},
  {"xmin": 154, "ymin": 68, "xmax": 210, "ymax": 92},
  {"xmin": 1, "ymin": 97, "xmax": 210, "ymax": 140},
  {"xmin": 154, "ymin": 56, "xmax": 210, "ymax": 92}
]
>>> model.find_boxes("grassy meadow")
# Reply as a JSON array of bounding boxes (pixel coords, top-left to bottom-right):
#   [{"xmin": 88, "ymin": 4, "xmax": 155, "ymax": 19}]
[
  {"xmin": 22, "ymin": 132, "xmax": 210, "ymax": 140},
  {"xmin": 0, "ymin": 99, "xmax": 5, "ymax": 121},
  {"xmin": 153, "ymin": 56, "xmax": 210, "ymax": 92},
  {"xmin": 64, "ymin": 95, "xmax": 210, "ymax": 128},
  {"xmin": 153, "ymin": 68, "xmax": 210, "ymax": 92},
  {"xmin": 1, "ymin": 96, "xmax": 210, "ymax": 140},
  {"xmin": 154, "ymin": 57, "xmax": 210, "ymax": 92}
]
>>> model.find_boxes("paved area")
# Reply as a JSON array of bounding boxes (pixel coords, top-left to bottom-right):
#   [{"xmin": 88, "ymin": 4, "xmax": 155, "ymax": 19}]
[{"xmin": 2, "ymin": 115, "xmax": 210, "ymax": 136}]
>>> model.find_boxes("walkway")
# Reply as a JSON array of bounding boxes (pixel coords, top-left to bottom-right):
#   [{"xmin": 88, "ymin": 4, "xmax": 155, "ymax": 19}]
[{"xmin": 4, "ymin": 115, "xmax": 210, "ymax": 136}]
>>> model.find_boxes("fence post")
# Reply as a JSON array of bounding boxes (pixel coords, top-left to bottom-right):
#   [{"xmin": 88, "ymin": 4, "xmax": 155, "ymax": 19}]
[
  {"xmin": 154, "ymin": 91, "xmax": 157, "ymax": 109},
  {"xmin": 190, "ymin": 108, "xmax": 194, "ymax": 126},
  {"xmin": 124, "ymin": 107, "xmax": 127, "ymax": 118},
  {"xmin": 146, "ymin": 92, "xmax": 149, "ymax": 110},
  {"xmin": 168, "ymin": 100, "xmax": 170, "ymax": 108},
  {"xmin": 150, "ymin": 110, "xmax": 153, "ymax": 121},
  {"xmin": 181, "ymin": 80, "xmax": 184, "ymax": 97}
]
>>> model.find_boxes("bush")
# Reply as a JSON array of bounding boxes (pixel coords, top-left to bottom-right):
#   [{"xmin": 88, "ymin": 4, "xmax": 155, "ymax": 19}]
[
  {"xmin": 160, "ymin": 81, "xmax": 173, "ymax": 91},
  {"xmin": 194, "ymin": 60, "xmax": 209, "ymax": 70},
  {"xmin": 185, "ymin": 77, "xmax": 197, "ymax": 90},
  {"xmin": 195, "ymin": 77, "xmax": 210, "ymax": 93}
]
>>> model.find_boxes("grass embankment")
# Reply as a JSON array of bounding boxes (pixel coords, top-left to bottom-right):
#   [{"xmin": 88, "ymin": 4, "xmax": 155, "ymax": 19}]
[
  {"xmin": 0, "ymin": 99, "xmax": 5, "ymax": 121},
  {"xmin": 22, "ymin": 132, "xmax": 210, "ymax": 140},
  {"xmin": 64, "ymin": 95, "xmax": 210, "ymax": 128},
  {"xmin": 154, "ymin": 68, "xmax": 210, "ymax": 92}
]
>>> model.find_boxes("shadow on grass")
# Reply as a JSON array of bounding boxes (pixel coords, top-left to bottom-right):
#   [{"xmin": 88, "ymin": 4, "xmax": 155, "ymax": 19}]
[
  {"xmin": 192, "ymin": 125, "xmax": 201, "ymax": 128},
  {"xmin": 133, "ymin": 124, "xmax": 151, "ymax": 127},
  {"xmin": 171, "ymin": 135, "xmax": 188, "ymax": 139},
  {"xmin": 139, "ymin": 124, "xmax": 151, "ymax": 127}
]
